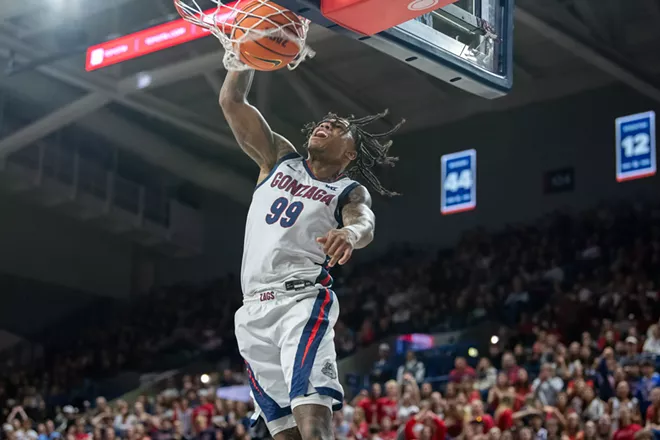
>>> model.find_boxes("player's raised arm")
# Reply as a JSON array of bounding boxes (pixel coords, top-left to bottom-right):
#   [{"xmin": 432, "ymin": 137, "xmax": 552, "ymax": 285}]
[
  {"xmin": 219, "ymin": 70, "xmax": 296, "ymax": 176},
  {"xmin": 317, "ymin": 186, "xmax": 375, "ymax": 267}
]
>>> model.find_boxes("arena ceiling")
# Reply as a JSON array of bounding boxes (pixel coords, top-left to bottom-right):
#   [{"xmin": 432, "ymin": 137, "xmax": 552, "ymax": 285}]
[{"xmin": 0, "ymin": 0, "xmax": 660, "ymax": 204}]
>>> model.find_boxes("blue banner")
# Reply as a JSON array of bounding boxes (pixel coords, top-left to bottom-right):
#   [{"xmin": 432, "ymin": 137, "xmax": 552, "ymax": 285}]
[
  {"xmin": 615, "ymin": 111, "xmax": 656, "ymax": 182},
  {"xmin": 441, "ymin": 149, "xmax": 476, "ymax": 215}
]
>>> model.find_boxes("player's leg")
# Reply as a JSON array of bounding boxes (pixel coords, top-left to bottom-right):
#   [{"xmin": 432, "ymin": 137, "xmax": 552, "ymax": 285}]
[
  {"xmin": 291, "ymin": 404, "xmax": 333, "ymax": 440},
  {"xmin": 235, "ymin": 303, "xmax": 297, "ymax": 437},
  {"xmin": 279, "ymin": 288, "xmax": 343, "ymax": 440},
  {"xmin": 273, "ymin": 427, "xmax": 303, "ymax": 440}
]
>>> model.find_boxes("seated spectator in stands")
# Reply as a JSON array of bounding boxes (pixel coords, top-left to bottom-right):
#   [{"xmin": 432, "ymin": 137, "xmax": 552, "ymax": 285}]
[
  {"xmin": 333, "ymin": 410, "xmax": 351, "ymax": 440},
  {"xmin": 488, "ymin": 373, "xmax": 515, "ymax": 413},
  {"xmin": 514, "ymin": 369, "xmax": 532, "ymax": 400},
  {"xmin": 371, "ymin": 344, "xmax": 395, "ymax": 385},
  {"xmin": 613, "ymin": 407, "xmax": 642, "ymax": 440},
  {"xmin": 582, "ymin": 387, "xmax": 605, "ymax": 422},
  {"xmin": 449, "ymin": 357, "xmax": 476, "ymax": 384},
  {"xmin": 349, "ymin": 407, "xmax": 369, "ymax": 440},
  {"xmin": 576, "ymin": 420, "xmax": 597, "ymax": 440},
  {"xmin": 474, "ymin": 357, "xmax": 498, "ymax": 396},
  {"xmin": 470, "ymin": 400, "xmax": 494, "ymax": 434},
  {"xmin": 404, "ymin": 409, "xmax": 446, "ymax": 440},
  {"xmin": 636, "ymin": 359, "xmax": 660, "ymax": 417},
  {"xmin": 398, "ymin": 390, "xmax": 420, "ymax": 423},
  {"xmin": 191, "ymin": 391, "xmax": 214, "ymax": 434},
  {"xmin": 609, "ymin": 381, "xmax": 639, "ymax": 430},
  {"xmin": 397, "ymin": 351, "xmax": 426, "ymax": 385},
  {"xmin": 645, "ymin": 388, "xmax": 660, "ymax": 427},
  {"xmin": 643, "ymin": 325, "xmax": 660, "ymax": 355},
  {"xmin": 358, "ymin": 384, "xmax": 382, "ymax": 425},
  {"xmin": 532, "ymin": 364, "xmax": 564, "ymax": 407},
  {"xmin": 501, "ymin": 353, "xmax": 521, "ymax": 385}
]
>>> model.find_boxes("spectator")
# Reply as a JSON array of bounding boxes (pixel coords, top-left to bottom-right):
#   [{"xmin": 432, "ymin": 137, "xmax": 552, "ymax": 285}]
[
  {"xmin": 357, "ymin": 384, "xmax": 382, "ymax": 425},
  {"xmin": 643, "ymin": 326, "xmax": 660, "ymax": 355},
  {"xmin": 532, "ymin": 364, "xmax": 564, "ymax": 407},
  {"xmin": 397, "ymin": 351, "xmax": 426, "ymax": 385},
  {"xmin": 582, "ymin": 387, "xmax": 605, "ymax": 422},
  {"xmin": 370, "ymin": 344, "xmax": 395, "ymax": 385},
  {"xmin": 470, "ymin": 400, "xmax": 495, "ymax": 433},
  {"xmin": 404, "ymin": 410, "xmax": 446, "ymax": 440},
  {"xmin": 613, "ymin": 407, "xmax": 642, "ymax": 440},
  {"xmin": 474, "ymin": 358, "xmax": 498, "ymax": 395},
  {"xmin": 501, "ymin": 353, "xmax": 521, "ymax": 385},
  {"xmin": 636, "ymin": 359, "xmax": 660, "ymax": 417},
  {"xmin": 449, "ymin": 357, "xmax": 476, "ymax": 384}
]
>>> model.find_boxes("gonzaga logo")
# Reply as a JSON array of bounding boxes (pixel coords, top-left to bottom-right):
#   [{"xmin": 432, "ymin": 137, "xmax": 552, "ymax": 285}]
[
  {"xmin": 260, "ymin": 291, "xmax": 275, "ymax": 302},
  {"xmin": 408, "ymin": 0, "xmax": 439, "ymax": 11}
]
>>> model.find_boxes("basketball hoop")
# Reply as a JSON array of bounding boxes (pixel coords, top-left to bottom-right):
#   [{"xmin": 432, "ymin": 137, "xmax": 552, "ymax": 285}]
[{"xmin": 174, "ymin": 0, "xmax": 315, "ymax": 71}]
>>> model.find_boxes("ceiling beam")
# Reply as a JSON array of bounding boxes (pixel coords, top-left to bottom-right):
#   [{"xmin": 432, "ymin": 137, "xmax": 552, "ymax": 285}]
[
  {"xmin": 16, "ymin": 0, "xmax": 136, "ymax": 38},
  {"xmin": 0, "ymin": 22, "xmax": 336, "ymax": 150},
  {"xmin": 0, "ymin": 33, "xmax": 241, "ymax": 152},
  {"xmin": 0, "ymin": 75, "xmax": 254, "ymax": 205},
  {"xmin": 0, "ymin": 93, "xmax": 111, "ymax": 155},
  {"xmin": 515, "ymin": 6, "xmax": 660, "ymax": 103}
]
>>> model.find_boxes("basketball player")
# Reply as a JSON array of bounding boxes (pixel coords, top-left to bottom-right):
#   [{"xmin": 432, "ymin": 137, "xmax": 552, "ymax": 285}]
[{"xmin": 219, "ymin": 69, "xmax": 403, "ymax": 440}]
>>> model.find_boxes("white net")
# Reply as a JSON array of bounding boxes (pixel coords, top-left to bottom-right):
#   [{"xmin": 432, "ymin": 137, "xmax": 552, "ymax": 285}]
[{"xmin": 174, "ymin": 0, "xmax": 315, "ymax": 71}]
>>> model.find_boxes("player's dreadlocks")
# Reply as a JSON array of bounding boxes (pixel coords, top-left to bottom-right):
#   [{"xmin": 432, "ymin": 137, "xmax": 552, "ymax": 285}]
[{"xmin": 303, "ymin": 109, "xmax": 405, "ymax": 197}]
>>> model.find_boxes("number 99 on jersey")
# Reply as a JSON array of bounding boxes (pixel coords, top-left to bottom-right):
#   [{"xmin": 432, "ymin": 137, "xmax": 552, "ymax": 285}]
[
  {"xmin": 441, "ymin": 149, "xmax": 477, "ymax": 215},
  {"xmin": 615, "ymin": 111, "xmax": 656, "ymax": 182}
]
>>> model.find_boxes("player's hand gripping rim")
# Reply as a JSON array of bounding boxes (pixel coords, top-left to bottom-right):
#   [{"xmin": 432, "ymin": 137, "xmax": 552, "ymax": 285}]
[{"xmin": 316, "ymin": 227, "xmax": 358, "ymax": 267}]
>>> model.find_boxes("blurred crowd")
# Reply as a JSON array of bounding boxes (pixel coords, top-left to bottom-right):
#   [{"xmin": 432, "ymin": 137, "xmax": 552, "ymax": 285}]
[{"xmin": 0, "ymin": 200, "xmax": 658, "ymax": 440}]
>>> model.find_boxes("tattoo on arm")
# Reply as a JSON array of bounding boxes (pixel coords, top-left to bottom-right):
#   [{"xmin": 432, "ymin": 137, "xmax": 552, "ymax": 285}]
[
  {"xmin": 341, "ymin": 185, "xmax": 375, "ymax": 249},
  {"xmin": 219, "ymin": 70, "xmax": 296, "ymax": 173}
]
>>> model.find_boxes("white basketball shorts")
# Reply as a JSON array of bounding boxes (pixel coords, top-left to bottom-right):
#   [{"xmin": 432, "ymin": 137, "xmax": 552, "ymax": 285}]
[{"xmin": 235, "ymin": 287, "xmax": 344, "ymax": 435}]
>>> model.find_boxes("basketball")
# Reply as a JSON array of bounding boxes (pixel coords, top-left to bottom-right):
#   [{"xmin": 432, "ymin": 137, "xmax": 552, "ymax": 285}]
[{"xmin": 231, "ymin": 1, "xmax": 303, "ymax": 71}]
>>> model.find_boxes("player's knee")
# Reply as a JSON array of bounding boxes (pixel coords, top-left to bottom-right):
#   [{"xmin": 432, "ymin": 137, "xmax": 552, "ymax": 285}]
[{"xmin": 298, "ymin": 418, "xmax": 332, "ymax": 440}]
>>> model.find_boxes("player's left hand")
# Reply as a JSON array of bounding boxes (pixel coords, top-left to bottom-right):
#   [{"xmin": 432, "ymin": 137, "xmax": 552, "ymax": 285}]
[{"xmin": 317, "ymin": 228, "xmax": 358, "ymax": 267}]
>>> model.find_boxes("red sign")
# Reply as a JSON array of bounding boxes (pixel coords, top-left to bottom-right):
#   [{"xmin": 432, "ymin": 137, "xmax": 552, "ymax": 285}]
[{"xmin": 85, "ymin": 2, "xmax": 238, "ymax": 71}]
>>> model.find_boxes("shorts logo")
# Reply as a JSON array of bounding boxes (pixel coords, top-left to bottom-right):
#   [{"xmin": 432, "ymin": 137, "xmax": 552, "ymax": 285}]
[
  {"xmin": 407, "ymin": 0, "xmax": 439, "ymax": 11},
  {"xmin": 322, "ymin": 361, "xmax": 337, "ymax": 379},
  {"xmin": 260, "ymin": 291, "xmax": 275, "ymax": 302}
]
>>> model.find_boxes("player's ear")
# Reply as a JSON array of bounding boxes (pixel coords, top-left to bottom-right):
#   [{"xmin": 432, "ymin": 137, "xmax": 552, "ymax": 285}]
[{"xmin": 346, "ymin": 149, "xmax": 357, "ymax": 161}]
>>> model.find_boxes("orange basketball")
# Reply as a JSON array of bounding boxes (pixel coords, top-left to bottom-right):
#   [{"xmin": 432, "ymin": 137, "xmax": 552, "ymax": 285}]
[{"xmin": 231, "ymin": 1, "xmax": 303, "ymax": 71}]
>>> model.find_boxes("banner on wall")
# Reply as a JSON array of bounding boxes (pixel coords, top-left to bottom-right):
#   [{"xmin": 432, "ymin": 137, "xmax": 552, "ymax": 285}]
[
  {"xmin": 441, "ymin": 149, "xmax": 476, "ymax": 215},
  {"xmin": 615, "ymin": 111, "xmax": 656, "ymax": 182}
]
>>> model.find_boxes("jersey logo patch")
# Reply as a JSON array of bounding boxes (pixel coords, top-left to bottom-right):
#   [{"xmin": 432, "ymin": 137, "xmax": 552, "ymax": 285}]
[
  {"xmin": 322, "ymin": 361, "xmax": 337, "ymax": 379},
  {"xmin": 325, "ymin": 184, "xmax": 338, "ymax": 191},
  {"xmin": 259, "ymin": 291, "xmax": 275, "ymax": 302}
]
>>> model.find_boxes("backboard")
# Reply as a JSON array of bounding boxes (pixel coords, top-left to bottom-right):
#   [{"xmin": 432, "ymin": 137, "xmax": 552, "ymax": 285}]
[{"xmin": 274, "ymin": 0, "xmax": 514, "ymax": 98}]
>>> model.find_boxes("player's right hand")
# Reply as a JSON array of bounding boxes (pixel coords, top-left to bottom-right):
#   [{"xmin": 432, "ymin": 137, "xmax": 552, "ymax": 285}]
[{"xmin": 316, "ymin": 228, "xmax": 358, "ymax": 267}]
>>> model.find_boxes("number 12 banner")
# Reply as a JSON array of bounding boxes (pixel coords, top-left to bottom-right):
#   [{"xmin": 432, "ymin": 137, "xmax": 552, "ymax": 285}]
[
  {"xmin": 441, "ymin": 149, "xmax": 476, "ymax": 215},
  {"xmin": 615, "ymin": 111, "xmax": 656, "ymax": 182}
]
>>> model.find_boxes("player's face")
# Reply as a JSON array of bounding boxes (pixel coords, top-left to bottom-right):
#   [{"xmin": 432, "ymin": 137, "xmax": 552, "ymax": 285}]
[{"xmin": 307, "ymin": 118, "xmax": 357, "ymax": 163}]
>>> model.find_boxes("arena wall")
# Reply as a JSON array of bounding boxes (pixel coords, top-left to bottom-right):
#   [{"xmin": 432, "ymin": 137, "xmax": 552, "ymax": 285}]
[
  {"xmin": 0, "ymin": 194, "xmax": 134, "ymax": 297},
  {"xmin": 367, "ymin": 84, "xmax": 659, "ymax": 254}
]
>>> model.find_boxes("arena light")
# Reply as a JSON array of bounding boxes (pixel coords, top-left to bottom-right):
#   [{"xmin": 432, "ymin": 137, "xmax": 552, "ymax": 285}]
[
  {"xmin": 490, "ymin": 335, "xmax": 499, "ymax": 344},
  {"xmin": 85, "ymin": 2, "xmax": 238, "ymax": 71},
  {"xmin": 467, "ymin": 347, "xmax": 478, "ymax": 358},
  {"xmin": 200, "ymin": 373, "xmax": 210, "ymax": 384}
]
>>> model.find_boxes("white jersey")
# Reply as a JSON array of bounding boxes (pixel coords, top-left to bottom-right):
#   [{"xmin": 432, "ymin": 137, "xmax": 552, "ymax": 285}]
[{"xmin": 241, "ymin": 152, "xmax": 360, "ymax": 298}]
